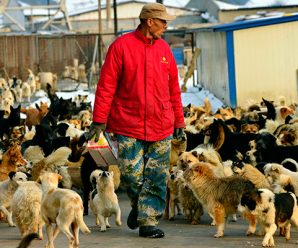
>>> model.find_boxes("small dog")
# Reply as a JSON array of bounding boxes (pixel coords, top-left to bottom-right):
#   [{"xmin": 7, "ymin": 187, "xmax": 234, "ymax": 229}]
[
  {"xmin": 166, "ymin": 166, "xmax": 182, "ymax": 220},
  {"xmin": 183, "ymin": 162, "xmax": 256, "ymax": 237},
  {"xmin": 89, "ymin": 170, "xmax": 122, "ymax": 231},
  {"xmin": 170, "ymin": 134, "xmax": 187, "ymax": 168},
  {"xmin": 11, "ymin": 181, "xmax": 43, "ymax": 239},
  {"xmin": 38, "ymin": 172, "xmax": 90, "ymax": 248},
  {"xmin": 0, "ymin": 171, "xmax": 28, "ymax": 226},
  {"xmin": 0, "ymin": 144, "xmax": 27, "ymax": 181},
  {"xmin": 239, "ymin": 188, "xmax": 298, "ymax": 247},
  {"xmin": 176, "ymin": 169, "xmax": 204, "ymax": 224}
]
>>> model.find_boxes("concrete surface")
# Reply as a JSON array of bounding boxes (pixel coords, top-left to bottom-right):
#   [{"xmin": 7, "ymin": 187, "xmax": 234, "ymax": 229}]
[{"xmin": 1, "ymin": 190, "xmax": 298, "ymax": 248}]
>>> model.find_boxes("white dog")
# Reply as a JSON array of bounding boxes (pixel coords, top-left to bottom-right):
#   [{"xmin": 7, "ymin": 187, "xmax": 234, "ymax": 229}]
[
  {"xmin": 89, "ymin": 170, "xmax": 122, "ymax": 232},
  {"xmin": 38, "ymin": 172, "xmax": 90, "ymax": 248},
  {"xmin": 0, "ymin": 171, "xmax": 28, "ymax": 226},
  {"xmin": 11, "ymin": 181, "xmax": 43, "ymax": 239}
]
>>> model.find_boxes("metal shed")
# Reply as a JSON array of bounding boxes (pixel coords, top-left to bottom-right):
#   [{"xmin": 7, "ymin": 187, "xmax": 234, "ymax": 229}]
[{"xmin": 195, "ymin": 13, "xmax": 298, "ymax": 108}]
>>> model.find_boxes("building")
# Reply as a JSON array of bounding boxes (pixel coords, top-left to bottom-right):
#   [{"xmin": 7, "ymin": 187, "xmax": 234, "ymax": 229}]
[{"xmin": 194, "ymin": 13, "xmax": 298, "ymax": 107}]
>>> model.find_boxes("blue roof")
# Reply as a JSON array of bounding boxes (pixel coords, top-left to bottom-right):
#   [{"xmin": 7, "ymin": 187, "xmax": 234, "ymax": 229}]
[{"xmin": 211, "ymin": 13, "xmax": 298, "ymax": 31}]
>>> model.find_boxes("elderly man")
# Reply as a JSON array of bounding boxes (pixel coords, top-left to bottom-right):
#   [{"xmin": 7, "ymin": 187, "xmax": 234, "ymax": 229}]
[{"xmin": 87, "ymin": 3, "xmax": 185, "ymax": 238}]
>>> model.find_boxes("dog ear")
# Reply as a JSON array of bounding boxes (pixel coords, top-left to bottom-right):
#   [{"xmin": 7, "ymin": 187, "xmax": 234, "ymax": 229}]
[
  {"xmin": 8, "ymin": 171, "xmax": 16, "ymax": 180},
  {"xmin": 270, "ymin": 164, "xmax": 280, "ymax": 173},
  {"xmin": 191, "ymin": 150, "xmax": 198, "ymax": 157}
]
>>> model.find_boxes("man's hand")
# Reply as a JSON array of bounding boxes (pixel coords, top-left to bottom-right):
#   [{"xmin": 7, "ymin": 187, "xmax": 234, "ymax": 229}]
[
  {"xmin": 173, "ymin": 128, "xmax": 185, "ymax": 140},
  {"xmin": 86, "ymin": 122, "xmax": 106, "ymax": 142}
]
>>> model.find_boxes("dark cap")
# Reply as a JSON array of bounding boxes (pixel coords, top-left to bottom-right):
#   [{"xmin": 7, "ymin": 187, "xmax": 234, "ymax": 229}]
[{"xmin": 139, "ymin": 3, "xmax": 176, "ymax": 21}]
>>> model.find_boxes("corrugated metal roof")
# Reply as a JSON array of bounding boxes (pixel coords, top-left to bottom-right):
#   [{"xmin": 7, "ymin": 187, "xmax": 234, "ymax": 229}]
[
  {"xmin": 187, "ymin": 0, "xmax": 298, "ymax": 10},
  {"xmin": 209, "ymin": 12, "xmax": 298, "ymax": 31}
]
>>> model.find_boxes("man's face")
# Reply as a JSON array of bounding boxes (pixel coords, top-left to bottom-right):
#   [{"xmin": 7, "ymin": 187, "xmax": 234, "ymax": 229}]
[{"xmin": 148, "ymin": 18, "xmax": 168, "ymax": 39}]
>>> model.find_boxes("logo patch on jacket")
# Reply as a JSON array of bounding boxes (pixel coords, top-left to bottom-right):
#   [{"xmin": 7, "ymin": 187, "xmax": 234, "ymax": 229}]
[{"xmin": 161, "ymin": 56, "xmax": 168, "ymax": 64}]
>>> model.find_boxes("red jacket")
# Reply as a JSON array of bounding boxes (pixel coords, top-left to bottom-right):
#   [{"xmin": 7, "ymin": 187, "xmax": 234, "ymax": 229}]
[{"xmin": 93, "ymin": 28, "xmax": 185, "ymax": 141}]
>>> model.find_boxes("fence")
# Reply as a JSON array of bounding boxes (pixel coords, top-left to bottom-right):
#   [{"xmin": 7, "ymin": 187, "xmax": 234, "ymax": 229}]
[{"xmin": 0, "ymin": 33, "xmax": 112, "ymax": 87}]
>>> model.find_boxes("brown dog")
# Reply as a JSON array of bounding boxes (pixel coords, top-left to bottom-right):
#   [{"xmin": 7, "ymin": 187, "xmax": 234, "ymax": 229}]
[
  {"xmin": 184, "ymin": 162, "xmax": 256, "ymax": 238},
  {"xmin": 0, "ymin": 144, "xmax": 27, "ymax": 181},
  {"xmin": 38, "ymin": 172, "xmax": 90, "ymax": 248}
]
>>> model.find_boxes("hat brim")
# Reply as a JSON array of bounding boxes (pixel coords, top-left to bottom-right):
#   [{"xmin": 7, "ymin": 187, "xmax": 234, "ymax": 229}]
[{"xmin": 158, "ymin": 14, "xmax": 176, "ymax": 21}]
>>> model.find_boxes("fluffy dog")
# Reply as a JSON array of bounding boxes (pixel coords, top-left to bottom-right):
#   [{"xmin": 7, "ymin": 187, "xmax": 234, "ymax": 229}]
[
  {"xmin": 89, "ymin": 170, "xmax": 122, "ymax": 231},
  {"xmin": 11, "ymin": 181, "xmax": 43, "ymax": 239},
  {"xmin": 184, "ymin": 162, "xmax": 256, "ymax": 237},
  {"xmin": 239, "ymin": 188, "xmax": 298, "ymax": 247},
  {"xmin": 0, "ymin": 171, "xmax": 28, "ymax": 226},
  {"xmin": 0, "ymin": 144, "xmax": 27, "ymax": 181},
  {"xmin": 38, "ymin": 172, "xmax": 90, "ymax": 248}
]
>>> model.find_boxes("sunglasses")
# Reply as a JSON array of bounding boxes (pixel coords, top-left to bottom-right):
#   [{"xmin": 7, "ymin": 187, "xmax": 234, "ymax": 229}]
[{"xmin": 152, "ymin": 18, "xmax": 168, "ymax": 25}]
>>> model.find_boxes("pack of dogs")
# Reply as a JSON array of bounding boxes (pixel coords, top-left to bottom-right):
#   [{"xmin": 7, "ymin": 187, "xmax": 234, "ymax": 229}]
[{"xmin": 2, "ymin": 72, "xmax": 298, "ymax": 247}]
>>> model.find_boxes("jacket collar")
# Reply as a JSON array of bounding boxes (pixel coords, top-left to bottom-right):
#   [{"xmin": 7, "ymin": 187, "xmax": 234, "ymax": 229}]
[{"xmin": 135, "ymin": 26, "xmax": 155, "ymax": 45}]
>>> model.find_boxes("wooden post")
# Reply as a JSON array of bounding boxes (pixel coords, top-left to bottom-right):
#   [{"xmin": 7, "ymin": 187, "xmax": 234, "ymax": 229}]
[
  {"xmin": 98, "ymin": 0, "xmax": 103, "ymax": 70},
  {"xmin": 113, "ymin": 0, "xmax": 118, "ymax": 37}
]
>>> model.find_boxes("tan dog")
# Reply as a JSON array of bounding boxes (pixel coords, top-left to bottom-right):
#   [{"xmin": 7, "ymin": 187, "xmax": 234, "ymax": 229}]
[
  {"xmin": 232, "ymin": 161, "xmax": 271, "ymax": 189},
  {"xmin": 11, "ymin": 181, "xmax": 43, "ymax": 239},
  {"xmin": 89, "ymin": 170, "xmax": 122, "ymax": 232},
  {"xmin": 184, "ymin": 162, "xmax": 256, "ymax": 238},
  {"xmin": 0, "ymin": 144, "xmax": 27, "ymax": 181},
  {"xmin": 0, "ymin": 171, "xmax": 28, "ymax": 226},
  {"xmin": 166, "ymin": 166, "xmax": 182, "ymax": 220},
  {"xmin": 38, "ymin": 172, "xmax": 90, "ymax": 248}
]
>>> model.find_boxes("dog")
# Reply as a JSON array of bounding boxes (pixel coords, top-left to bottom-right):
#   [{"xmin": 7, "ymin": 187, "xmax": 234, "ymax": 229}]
[
  {"xmin": 11, "ymin": 181, "xmax": 43, "ymax": 239},
  {"xmin": 232, "ymin": 161, "xmax": 271, "ymax": 189},
  {"xmin": 248, "ymin": 132, "xmax": 298, "ymax": 164},
  {"xmin": 183, "ymin": 162, "xmax": 256, "ymax": 237},
  {"xmin": 166, "ymin": 166, "xmax": 182, "ymax": 220},
  {"xmin": 29, "ymin": 146, "xmax": 72, "ymax": 189},
  {"xmin": 21, "ymin": 102, "xmax": 49, "ymax": 130},
  {"xmin": 89, "ymin": 170, "xmax": 122, "ymax": 231},
  {"xmin": 176, "ymin": 169, "xmax": 204, "ymax": 224},
  {"xmin": 239, "ymin": 188, "xmax": 298, "ymax": 247},
  {"xmin": 0, "ymin": 171, "xmax": 28, "ymax": 226},
  {"xmin": 264, "ymin": 163, "xmax": 298, "ymax": 195},
  {"xmin": 0, "ymin": 144, "xmax": 27, "ymax": 181},
  {"xmin": 170, "ymin": 135, "xmax": 187, "ymax": 168},
  {"xmin": 38, "ymin": 172, "xmax": 90, "ymax": 248}
]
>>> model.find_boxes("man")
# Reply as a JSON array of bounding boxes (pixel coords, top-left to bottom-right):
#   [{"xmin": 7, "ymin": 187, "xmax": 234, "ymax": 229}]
[{"xmin": 88, "ymin": 2, "xmax": 185, "ymax": 238}]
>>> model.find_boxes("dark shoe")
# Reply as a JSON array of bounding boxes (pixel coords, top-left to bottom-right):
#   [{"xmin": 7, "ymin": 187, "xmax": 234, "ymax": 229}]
[
  {"xmin": 127, "ymin": 208, "xmax": 139, "ymax": 230},
  {"xmin": 139, "ymin": 226, "xmax": 165, "ymax": 238}
]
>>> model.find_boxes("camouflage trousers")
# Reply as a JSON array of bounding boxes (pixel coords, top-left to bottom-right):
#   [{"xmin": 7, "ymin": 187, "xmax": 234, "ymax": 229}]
[{"xmin": 117, "ymin": 134, "xmax": 172, "ymax": 226}]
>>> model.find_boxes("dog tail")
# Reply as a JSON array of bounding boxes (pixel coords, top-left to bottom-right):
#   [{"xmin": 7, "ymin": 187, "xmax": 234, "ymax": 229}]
[
  {"xmin": 44, "ymin": 147, "xmax": 72, "ymax": 166},
  {"xmin": 76, "ymin": 212, "xmax": 91, "ymax": 234},
  {"xmin": 17, "ymin": 233, "xmax": 39, "ymax": 248}
]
